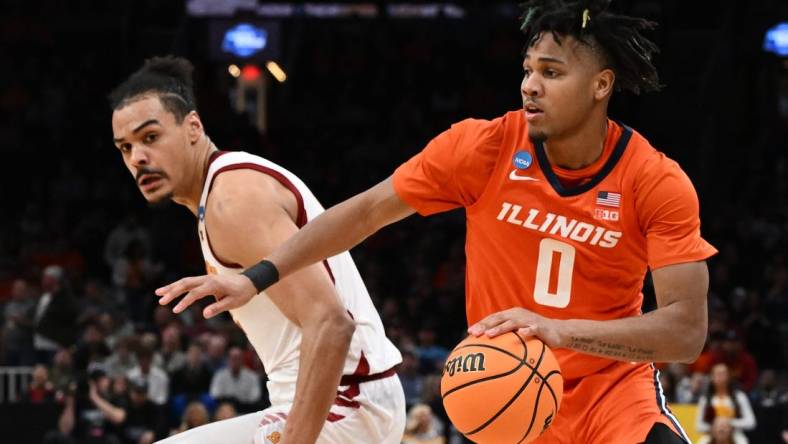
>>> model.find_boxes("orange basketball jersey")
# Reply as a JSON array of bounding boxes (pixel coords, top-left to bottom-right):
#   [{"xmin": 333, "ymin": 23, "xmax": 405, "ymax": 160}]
[{"xmin": 393, "ymin": 110, "xmax": 717, "ymax": 381}]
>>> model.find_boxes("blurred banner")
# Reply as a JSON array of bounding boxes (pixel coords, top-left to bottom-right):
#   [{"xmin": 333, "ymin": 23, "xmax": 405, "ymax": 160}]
[{"xmin": 669, "ymin": 403, "xmax": 700, "ymax": 443}]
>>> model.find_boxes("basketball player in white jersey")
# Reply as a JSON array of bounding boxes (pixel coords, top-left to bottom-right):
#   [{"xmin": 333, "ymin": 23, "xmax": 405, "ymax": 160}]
[{"xmin": 109, "ymin": 56, "xmax": 404, "ymax": 444}]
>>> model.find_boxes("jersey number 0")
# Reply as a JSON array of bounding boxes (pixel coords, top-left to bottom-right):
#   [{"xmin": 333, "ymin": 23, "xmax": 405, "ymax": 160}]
[{"xmin": 534, "ymin": 238, "xmax": 575, "ymax": 308}]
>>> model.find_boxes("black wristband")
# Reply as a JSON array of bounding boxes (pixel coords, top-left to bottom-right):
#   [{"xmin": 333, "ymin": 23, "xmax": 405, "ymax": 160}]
[{"xmin": 241, "ymin": 260, "xmax": 280, "ymax": 292}]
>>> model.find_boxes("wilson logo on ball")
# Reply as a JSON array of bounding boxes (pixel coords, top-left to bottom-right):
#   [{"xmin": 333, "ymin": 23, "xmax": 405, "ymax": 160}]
[{"xmin": 444, "ymin": 352, "xmax": 486, "ymax": 376}]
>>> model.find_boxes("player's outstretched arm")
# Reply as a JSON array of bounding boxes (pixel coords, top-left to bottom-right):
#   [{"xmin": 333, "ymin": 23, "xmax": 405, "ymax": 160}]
[
  {"xmin": 274, "ymin": 176, "xmax": 415, "ymax": 272},
  {"xmin": 470, "ymin": 260, "xmax": 709, "ymax": 363},
  {"xmin": 156, "ymin": 176, "xmax": 415, "ymax": 312},
  {"xmin": 162, "ymin": 170, "xmax": 357, "ymax": 444}
]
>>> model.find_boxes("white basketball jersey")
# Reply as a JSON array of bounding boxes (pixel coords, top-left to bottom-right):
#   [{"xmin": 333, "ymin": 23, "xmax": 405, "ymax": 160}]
[{"xmin": 197, "ymin": 151, "xmax": 402, "ymax": 405}]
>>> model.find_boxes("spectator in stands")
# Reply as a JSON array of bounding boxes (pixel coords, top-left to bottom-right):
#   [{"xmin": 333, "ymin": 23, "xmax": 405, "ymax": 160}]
[
  {"xmin": 110, "ymin": 374, "xmax": 130, "ymax": 404},
  {"xmin": 172, "ymin": 401, "xmax": 210, "ymax": 435},
  {"xmin": 126, "ymin": 347, "xmax": 168, "ymax": 406},
  {"xmin": 204, "ymin": 334, "xmax": 227, "ymax": 372},
  {"xmin": 420, "ymin": 374, "xmax": 450, "ymax": 441},
  {"xmin": 138, "ymin": 332, "xmax": 164, "ymax": 369},
  {"xmin": 398, "ymin": 348, "xmax": 424, "ymax": 409},
  {"xmin": 402, "ymin": 403, "xmax": 445, "ymax": 444},
  {"xmin": 748, "ymin": 369, "xmax": 788, "ymax": 443},
  {"xmin": 691, "ymin": 325, "xmax": 727, "ymax": 375},
  {"xmin": 105, "ymin": 335, "xmax": 138, "ymax": 377},
  {"xmin": 26, "ymin": 363, "xmax": 55, "ymax": 402},
  {"xmin": 48, "ymin": 365, "xmax": 124, "ymax": 444},
  {"xmin": 170, "ymin": 343, "xmax": 212, "ymax": 401},
  {"xmin": 2, "ymin": 278, "xmax": 35, "ymax": 365},
  {"xmin": 696, "ymin": 363, "xmax": 756, "ymax": 443},
  {"xmin": 209, "ymin": 346, "xmax": 261, "ymax": 409},
  {"xmin": 416, "ymin": 324, "xmax": 449, "ymax": 374},
  {"xmin": 160, "ymin": 325, "xmax": 186, "ymax": 374},
  {"xmin": 697, "ymin": 417, "xmax": 747, "ymax": 444},
  {"xmin": 112, "ymin": 239, "xmax": 163, "ymax": 325},
  {"xmin": 33, "ymin": 265, "xmax": 77, "ymax": 363},
  {"xmin": 77, "ymin": 278, "xmax": 114, "ymax": 327},
  {"xmin": 677, "ymin": 371, "xmax": 708, "ymax": 404},
  {"xmin": 98, "ymin": 311, "xmax": 134, "ymax": 350},
  {"xmin": 49, "ymin": 348, "xmax": 75, "ymax": 395},
  {"xmin": 214, "ymin": 401, "xmax": 238, "ymax": 421},
  {"xmin": 119, "ymin": 378, "xmax": 165, "ymax": 444},
  {"xmin": 73, "ymin": 321, "xmax": 111, "ymax": 372},
  {"xmin": 709, "ymin": 330, "xmax": 759, "ymax": 392}
]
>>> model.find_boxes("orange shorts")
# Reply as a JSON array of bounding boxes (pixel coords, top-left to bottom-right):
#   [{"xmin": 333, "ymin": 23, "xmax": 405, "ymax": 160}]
[{"xmin": 533, "ymin": 361, "xmax": 689, "ymax": 444}]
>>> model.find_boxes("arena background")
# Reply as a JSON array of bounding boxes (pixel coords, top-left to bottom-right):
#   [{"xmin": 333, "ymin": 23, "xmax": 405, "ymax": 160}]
[{"xmin": 0, "ymin": 0, "xmax": 786, "ymax": 443}]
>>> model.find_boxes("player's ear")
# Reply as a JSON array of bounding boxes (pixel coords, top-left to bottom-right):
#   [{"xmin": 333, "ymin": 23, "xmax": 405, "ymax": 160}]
[
  {"xmin": 185, "ymin": 111, "xmax": 203, "ymax": 145},
  {"xmin": 594, "ymin": 68, "xmax": 615, "ymax": 101}
]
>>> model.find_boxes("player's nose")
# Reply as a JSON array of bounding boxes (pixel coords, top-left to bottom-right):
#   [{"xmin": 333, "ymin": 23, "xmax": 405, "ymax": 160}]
[
  {"xmin": 521, "ymin": 74, "xmax": 541, "ymax": 98},
  {"xmin": 129, "ymin": 145, "xmax": 149, "ymax": 166}
]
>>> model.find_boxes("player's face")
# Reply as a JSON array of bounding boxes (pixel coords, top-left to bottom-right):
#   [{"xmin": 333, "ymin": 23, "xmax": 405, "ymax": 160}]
[
  {"xmin": 112, "ymin": 95, "xmax": 193, "ymax": 204},
  {"xmin": 521, "ymin": 33, "xmax": 612, "ymax": 141}
]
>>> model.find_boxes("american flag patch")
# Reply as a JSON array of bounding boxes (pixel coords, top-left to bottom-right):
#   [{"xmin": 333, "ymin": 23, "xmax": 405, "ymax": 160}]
[{"xmin": 596, "ymin": 191, "xmax": 621, "ymax": 208}]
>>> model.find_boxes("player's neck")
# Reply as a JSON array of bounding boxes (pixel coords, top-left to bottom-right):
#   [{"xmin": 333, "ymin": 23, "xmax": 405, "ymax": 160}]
[
  {"xmin": 543, "ymin": 116, "xmax": 608, "ymax": 170},
  {"xmin": 173, "ymin": 136, "xmax": 218, "ymax": 215}
]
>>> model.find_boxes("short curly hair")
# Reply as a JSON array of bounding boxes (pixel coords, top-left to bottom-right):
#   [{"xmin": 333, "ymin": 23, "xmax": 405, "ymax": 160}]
[{"xmin": 520, "ymin": 0, "xmax": 661, "ymax": 95}]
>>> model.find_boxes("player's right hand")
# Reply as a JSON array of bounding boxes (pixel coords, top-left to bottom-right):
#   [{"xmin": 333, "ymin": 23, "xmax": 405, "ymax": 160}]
[{"xmin": 155, "ymin": 273, "xmax": 258, "ymax": 319}]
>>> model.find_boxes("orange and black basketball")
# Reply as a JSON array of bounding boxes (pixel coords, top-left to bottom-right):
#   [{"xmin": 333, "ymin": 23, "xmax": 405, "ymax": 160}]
[{"xmin": 440, "ymin": 332, "xmax": 563, "ymax": 444}]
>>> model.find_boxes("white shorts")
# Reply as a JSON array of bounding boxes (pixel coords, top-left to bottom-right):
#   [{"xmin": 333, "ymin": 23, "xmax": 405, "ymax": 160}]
[{"xmin": 156, "ymin": 375, "xmax": 406, "ymax": 444}]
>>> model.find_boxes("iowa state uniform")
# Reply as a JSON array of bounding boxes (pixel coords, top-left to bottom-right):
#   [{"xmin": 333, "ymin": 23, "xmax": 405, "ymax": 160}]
[
  {"xmin": 393, "ymin": 111, "xmax": 717, "ymax": 444},
  {"xmin": 160, "ymin": 151, "xmax": 405, "ymax": 444}
]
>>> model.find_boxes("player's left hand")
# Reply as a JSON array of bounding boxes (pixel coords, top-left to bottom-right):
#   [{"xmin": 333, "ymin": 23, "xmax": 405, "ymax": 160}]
[
  {"xmin": 155, "ymin": 273, "xmax": 258, "ymax": 319},
  {"xmin": 467, "ymin": 307, "xmax": 565, "ymax": 349}
]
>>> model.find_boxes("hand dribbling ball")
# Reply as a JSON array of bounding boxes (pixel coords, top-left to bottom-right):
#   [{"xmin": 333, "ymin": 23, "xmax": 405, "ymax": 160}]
[{"xmin": 441, "ymin": 332, "xmax": 563, "ymax": 443}]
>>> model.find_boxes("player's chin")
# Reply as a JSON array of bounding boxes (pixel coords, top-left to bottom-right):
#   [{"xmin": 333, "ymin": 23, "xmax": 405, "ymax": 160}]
[
  {"xmin": 141, "ymin": 187, "xmax": 174, "ymax": 206},
  {"xmin": 528, "ymin": 128, "xmax": 549, "ymax": 144}
]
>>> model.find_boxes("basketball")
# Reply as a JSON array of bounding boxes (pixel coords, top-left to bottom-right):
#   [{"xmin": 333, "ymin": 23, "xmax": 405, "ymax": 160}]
[{"xmin": 440, "ymin": 332, "xmax": 563, "ymax": 444}]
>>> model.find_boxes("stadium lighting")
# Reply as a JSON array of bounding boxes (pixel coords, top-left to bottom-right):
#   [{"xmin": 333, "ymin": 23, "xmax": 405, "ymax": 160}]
[
  {"xmin": 764, "ymin": 22, "xmax": 788, "ymax": 57},
  {"xmin": 241, "ymin": 64, "xmax": 262, "ymax": 81},
  {"xmin": 266, "ymin": 61, "xmax": 287, "ymax": 82},
  {"xmin": 228, "ymin": 64, "xmax": 241, "ymax": 77}
]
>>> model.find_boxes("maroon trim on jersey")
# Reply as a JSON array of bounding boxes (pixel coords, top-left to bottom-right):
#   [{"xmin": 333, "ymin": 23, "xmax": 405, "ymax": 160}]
[
  {"xmin": 347, "ymin": 351, "xmax": 370, "ymax": 378},
  {"xmin": 327, "ymin": 352, "xmax": 398, "ymax": 422},
  {"xmin": 326, "ymin": 412, "xmax": 345, "ymax": 423},
  {"xmin": 259, "ymin": 412, "xmax": 287, "ymax": 426},
  {"xmin": 208, "ymin": 150, "xmax": 230, "ymax": 165},
  {"xmin": 206, "ymin": 159, "xmax": 337, "ymax": 282},
  {"xmin": 210, "ymin": 162, "xmax": 307, "ymax": 226},
  {"xmin": 200, "ymin": 151, "xmax": 240, "ymax": 269}
]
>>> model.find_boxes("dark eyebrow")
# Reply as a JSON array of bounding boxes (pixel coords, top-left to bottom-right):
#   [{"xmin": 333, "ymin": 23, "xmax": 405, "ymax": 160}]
[
  {"xmin": 523, "ymin": 55, "xmax": 567, "ymax": 65},
  {"xmin": 113, "ymin": 119, "xmax": 161, "ymax": 143}
]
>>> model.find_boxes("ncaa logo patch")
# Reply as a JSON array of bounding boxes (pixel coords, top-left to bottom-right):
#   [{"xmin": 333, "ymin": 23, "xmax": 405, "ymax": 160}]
[{"xmin": 513, "ymin": 151, "xmax": 533, "ymax": 170}]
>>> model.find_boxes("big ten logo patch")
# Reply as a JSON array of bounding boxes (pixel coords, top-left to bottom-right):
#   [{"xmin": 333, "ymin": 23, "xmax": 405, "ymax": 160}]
[
  {"xmin": 593, "ymin": 208, "xmax": 619, "ymax": 221},
  {"xmin": 266, "ymin": 432, "xmax": 281, "ymax": 443},
  {"xmin": 205, "ymin": 262, "xmax": 218, "ymax": 275},
  {"xmin": 443, "ymin": 352, "xmax": 486, "ymax": 377}
]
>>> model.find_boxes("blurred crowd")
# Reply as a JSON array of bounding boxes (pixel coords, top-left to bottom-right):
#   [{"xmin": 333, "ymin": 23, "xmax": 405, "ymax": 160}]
[{"xmin": 1, "ymin": 1, "xmax": 787, "ymax": 444}]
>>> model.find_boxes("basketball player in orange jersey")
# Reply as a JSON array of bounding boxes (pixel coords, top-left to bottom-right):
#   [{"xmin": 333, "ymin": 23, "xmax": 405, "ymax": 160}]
[
  {"xmin": 109, "ymin": 57, "xmax": 405, "ymax": 444},
  {"xmin": 157, "ymin": 1, "xmax": 717, "ymax": 442}
]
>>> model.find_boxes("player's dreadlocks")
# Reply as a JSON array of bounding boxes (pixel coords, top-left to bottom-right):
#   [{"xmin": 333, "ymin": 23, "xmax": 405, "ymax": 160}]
[
  {"xmin": 520, "ymin": 0, "xmax": 661, "ymax": 94},
  {"xmin": 109, "ymin": 55, "xmax": 197, "ymax": 123}
]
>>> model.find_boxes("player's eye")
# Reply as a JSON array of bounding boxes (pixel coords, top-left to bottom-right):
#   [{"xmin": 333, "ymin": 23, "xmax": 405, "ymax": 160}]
[
  {"xmin": 544, "ymin": 69, "xmax": 559, "ymax": 78},
  {"xmin": 118, "ymin": 143, "xmax": 131, "ymax": 154},
  {"xmin": 523, "ymin": 68, "xmax": 532, "ymax": 77},
  {"xmin": 144, "ymin": 133, "xmax": 158, "ymax": 144}
]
